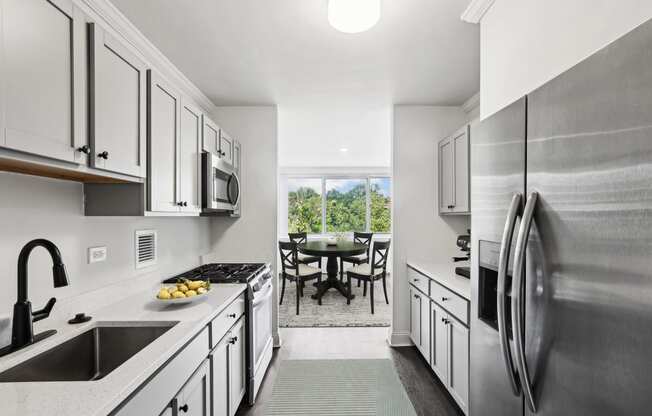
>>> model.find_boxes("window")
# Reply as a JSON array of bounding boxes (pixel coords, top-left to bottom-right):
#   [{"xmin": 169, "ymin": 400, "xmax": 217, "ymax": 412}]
[
  {"xmin": 283, "ymin": 175, "xmax": 392, "ymax": 235},
  {"xmin": 288, "ymin": 178, "xmax": 322, "ymax": 234},
  {"xmin": 326, "ymin": 179, "xmax": 366, "ymax": 232}
]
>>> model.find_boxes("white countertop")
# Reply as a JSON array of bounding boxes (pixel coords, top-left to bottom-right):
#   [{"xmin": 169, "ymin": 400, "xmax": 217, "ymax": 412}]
[
  {"xmin": 0, "ymin": 283, "xmax": 247, "ymax": 416},
  {"xmin": 407, "ymin": 259, "xmax": 471, "ymax": 300}
]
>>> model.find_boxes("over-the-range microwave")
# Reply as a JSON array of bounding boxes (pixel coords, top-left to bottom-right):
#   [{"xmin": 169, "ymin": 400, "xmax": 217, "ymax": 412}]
[{"xmin": 202, "ymin": 152, "xmax": 240, "ymax": 214}]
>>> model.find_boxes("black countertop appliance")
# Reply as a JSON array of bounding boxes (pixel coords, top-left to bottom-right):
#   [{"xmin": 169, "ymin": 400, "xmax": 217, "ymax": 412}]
[{"xmin": 453, "ymin": 230, "xmax": 470, "ymax": 278}]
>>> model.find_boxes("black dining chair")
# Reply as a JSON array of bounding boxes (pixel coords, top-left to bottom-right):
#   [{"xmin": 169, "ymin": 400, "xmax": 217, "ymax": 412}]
[
  {"xmin": 279, "ymin": 241, "xmax": 323, "ymax": 315},
  {"xmin": 288, "ymin": 232, "xmax": 322, "ymax": 268},
  {"xmin": 339, "ymin": 232, "xmax": 373, "ymax": 283},
  {"xmin": 346, "ymin": 240, "xmax": 391, "ymax": 314}
]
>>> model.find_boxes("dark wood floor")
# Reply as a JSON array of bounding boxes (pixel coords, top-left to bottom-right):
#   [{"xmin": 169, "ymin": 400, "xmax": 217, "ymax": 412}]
[{"xmin": 236, "ymin": 327, "xmax": 463, "ymax": 416}]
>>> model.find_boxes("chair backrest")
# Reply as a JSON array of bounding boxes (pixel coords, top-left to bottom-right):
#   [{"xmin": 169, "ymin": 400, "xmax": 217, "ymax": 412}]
[
  {"xmin": 288, "ymin": 232, "xmax": 308, "ymax": 244},
  {"xmin": 353, "ymin": 232, "xmax": 373, "ymax": 257},
  {"xmin": 279, "ymin": 241, "xmax": 299, "ymax": 275},
  {"xmin": 370, "ymin": 239, "xmax": 391, "ymax": 275}
]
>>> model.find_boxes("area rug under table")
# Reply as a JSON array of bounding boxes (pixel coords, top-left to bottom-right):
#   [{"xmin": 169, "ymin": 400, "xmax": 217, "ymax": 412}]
[
  {"xmin": 265, "ymin": 359, "xmax": 417, "ymax": 416},
  {"xmin": 278, "ymin": 275, "xmax": 392, "ymax": 328}
]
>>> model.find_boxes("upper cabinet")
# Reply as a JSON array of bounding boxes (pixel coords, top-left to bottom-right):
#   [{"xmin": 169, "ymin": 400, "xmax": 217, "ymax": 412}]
[
  {"xmin": 219, "ymin": 129, "xmax": 234, "ymax": 166},
  {"xmin": 202, "ymin": 116, "xmax": 220, "ymax": 154},
  {"xmin": 89, "ymin": 22, "xmax": 147, "ymax": 178},
  {"xmin": 438, "ymin": 125, "xmax": 470, "ymax": 215},
  {"xmin": 179, "ymin": 99, "xmax": 203, "ymax": 214},
  {"xmin": 0, "ymin": 0, "xmax": 86, "ymax": 164}
]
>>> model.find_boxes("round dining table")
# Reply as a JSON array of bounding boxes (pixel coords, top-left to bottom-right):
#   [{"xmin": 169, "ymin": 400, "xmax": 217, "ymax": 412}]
[{"xmin": 298, "ymin": 240, "xmax": 368, "ymax": 301}]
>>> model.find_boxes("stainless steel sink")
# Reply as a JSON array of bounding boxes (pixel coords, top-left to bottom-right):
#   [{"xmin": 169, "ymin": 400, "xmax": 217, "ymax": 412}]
[{"xmin": 0, "ymin": 322, "xmax": 178, "ymax": 382}]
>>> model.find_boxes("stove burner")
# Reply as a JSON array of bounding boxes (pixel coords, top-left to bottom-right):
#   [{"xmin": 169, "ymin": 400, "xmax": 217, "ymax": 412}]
[{"xmin": 163, "ymin": 263, "xmax": 266, "ymax": 284}]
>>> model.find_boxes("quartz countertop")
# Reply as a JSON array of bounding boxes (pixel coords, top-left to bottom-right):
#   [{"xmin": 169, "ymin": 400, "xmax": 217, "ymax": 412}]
[
  {"xmin": 407, "ymin": 259, "xmax": 471, "ymax": 300},
  {"xmin": 0, "ymin": 283, "xmax": 247, "ymax": 416}
]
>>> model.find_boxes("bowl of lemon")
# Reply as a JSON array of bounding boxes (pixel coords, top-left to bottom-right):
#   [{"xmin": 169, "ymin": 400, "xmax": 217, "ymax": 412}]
[{"xmin": 156, "ymin": 279, "xmax": 211, "ymax": 304}]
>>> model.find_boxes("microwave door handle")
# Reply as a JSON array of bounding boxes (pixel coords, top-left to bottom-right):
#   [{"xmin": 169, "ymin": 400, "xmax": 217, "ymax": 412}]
[
  {"xmin": 511, "ymin": 191, "xmax": 539, "ymax": 413},
  {"xmin": 497, "ymin": 192, "xmax": 522, "ymax": 396},
  {"xmin": 228, "ymin": 173, "xmax": 241, "ymax": 206}
]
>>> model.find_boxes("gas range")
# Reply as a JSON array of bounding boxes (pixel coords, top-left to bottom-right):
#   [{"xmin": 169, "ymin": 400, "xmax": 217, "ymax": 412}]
[{"xmin": 163, "ymin": 263, "xmax": 267, "ymax": 284}]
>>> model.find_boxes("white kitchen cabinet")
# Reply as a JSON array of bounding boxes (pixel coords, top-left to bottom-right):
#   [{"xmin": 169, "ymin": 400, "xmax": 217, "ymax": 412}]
[
  {"xmin": 409, "ymin": 285, "xmax": 429, "ymax": 360},
  {"xmin": 148, "ymin": 70, "xmax": 180, "ymax": 212},
  {"xmin": 210, "ymin": 335, "xmax": 229, "ymax": 416},
  {"xmin": 176, "ymin": 359, "xmax": 211, "ymax": 416},
  {"xmin": 89, "ymin": 22, "xmax": 147, "ymax": 178},
  {"xmin": 430, "ymin": 301, "xmax": 448, "ymax": 381},
  {"xmin": 210, "ymin": 316, "xmax": 246, "ymax": 416},
  {"xmin": 438, "ymin": 125, "xmax": 470, "ymax": 215},
  {"xmin": 448, "ymin": 317, "xmax": 469, "ymax": 414},
  {"xmin": 203, "ymin": 115, "xmax": 220, "ymax": 154},
  {"xmin": 219, "ymin": 129, "xmax": 234, "ymax": 166},
  {"xmin": 0, "ymin": 0, "xmax": 86, "ymax": 164},
  {"xmin": 179, "ymin": 99, "xmax": 202, "ymax": 213}
]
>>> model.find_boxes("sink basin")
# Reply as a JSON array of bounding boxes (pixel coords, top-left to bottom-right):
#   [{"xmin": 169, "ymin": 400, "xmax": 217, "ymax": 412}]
[{"xmin": 0, "ymin": 322, "xmax": 178, "ymax": 382}]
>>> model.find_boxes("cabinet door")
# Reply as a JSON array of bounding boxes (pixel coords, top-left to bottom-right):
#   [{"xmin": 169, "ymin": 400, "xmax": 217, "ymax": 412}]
[
  {"xmin": 448, "ymin": 318, "xmax": 469, "ymax": 414},
  {"xmin": 409, "ymin": 287, "xmax": 422, "ymax": 349},
  {"xmin": 419, "ymin": 290, "xmax": 431, "ymax": 362},
  {"xmin": 147, "ymin": 70, "xmax": 180, "ymax": 212},
  {"xmin": 438, "ymin": 137, "xmax": 454, "ymax": 213},
  {"xmin": 1, "ymin": 0, "xmax": 86, "ymax": 164},
  {"xmin": 219, "ymin": 130, "xmax": 234, "ymax": 166},
  {"xmin": 179, "ymin": 100, "xmax": 202, "ymax": 213},
  {"xmin": 89, "ymin": 22, "xmax": 147, "ymax": 177},
  {"xmin": 178, "ymin": 359, "xmax": 210, "ymax": 416},
  {"xmin": 452, "ymin": 126, "xmax": 470, "ymax": 213},
  {"xmin": 202, "ymin": 116, "xmax": 219, "ymax": 154},
  {"xmin": 228, "ymin": 317, "xmax": 246, "ymax": 416},
  {"xmin": 430, "ymin": 302, "xmax": 448, "ymax": 382},
  {"xmin": 210, "ymin": 335, "xmax": 230, "ymax": 416}
]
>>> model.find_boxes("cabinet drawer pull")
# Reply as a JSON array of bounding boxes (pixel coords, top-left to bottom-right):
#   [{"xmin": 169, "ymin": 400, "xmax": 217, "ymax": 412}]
[
  {"xmin": 413, "ymin": 278, "xmax": 419, "ymax": 282},
  {"xmin": 441, "ymin": 297, "xmax": 450, "ymax": 302},
  {"xmin": 179, "ymin": 404, "xmax": 189, "ymax": 413},
  {"xmin": 97, "ymin": 151, "xmax": 109, "ymax": 159},
  {"xmin": 414, "ymin": 294, "xmax": 420, "ymax": 299},
  {"xmin": 227, "ymin": 313, "xmax": 237, "ymax": 318},
  {"xmin": 77, "ymin": 145, "xmax": 91, "ymax": 155},
  {"xmin": 229, "ymin": 336, "xmax": 238, "ymax": 344}
]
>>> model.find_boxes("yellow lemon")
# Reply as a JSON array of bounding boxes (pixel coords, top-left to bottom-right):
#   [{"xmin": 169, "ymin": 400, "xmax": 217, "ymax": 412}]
[
  {"xmin": 197, "ymin": 287, "xmax": 207, "ymax": 295},
  {"xmin": 158, "ymin": 290, "xmax": 171, "ymax": 300},
  {"xmin": 188, "ymin": 281, "xmax": 203, "ymax": 290},
  {"xmin": 186, "ymin": 290, "xmax": 197, "ymax": 297},
  {"xmin": 172, "ymin": 291, "xmax": 186, "ymax": 299},
  {"xmin": 177, "ymin": 284, "xmax": 189, "ymax": 293}
]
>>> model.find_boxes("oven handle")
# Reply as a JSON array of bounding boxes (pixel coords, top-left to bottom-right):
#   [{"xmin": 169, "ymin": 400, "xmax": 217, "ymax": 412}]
[{"xmin": 252, "ymin": 282, "xmax": 273, "ymax": 307}]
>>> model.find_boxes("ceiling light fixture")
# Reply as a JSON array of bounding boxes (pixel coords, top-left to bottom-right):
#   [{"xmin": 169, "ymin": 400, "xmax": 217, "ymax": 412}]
[
  {"xmin": 328, "ymin": 0, "xmax": 381, "ymax": 34},
  {"xmin": 339, "ymin": 147, "xmax": 349, "ymax": 153}
]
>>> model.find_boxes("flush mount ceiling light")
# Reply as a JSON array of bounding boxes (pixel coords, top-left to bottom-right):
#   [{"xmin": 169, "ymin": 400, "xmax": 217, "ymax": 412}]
[{"xmin": 328, "ymin": 0, "xmax": 381, "ymax": 34}]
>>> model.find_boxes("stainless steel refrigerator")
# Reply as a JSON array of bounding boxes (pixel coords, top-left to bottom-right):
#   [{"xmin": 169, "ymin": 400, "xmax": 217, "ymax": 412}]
[{"xmin": 470, "ymin": 18, "xmax": 652, "ymax": 416}]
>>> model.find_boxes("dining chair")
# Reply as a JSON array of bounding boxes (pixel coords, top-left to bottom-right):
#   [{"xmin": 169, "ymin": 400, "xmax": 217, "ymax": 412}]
[
  {"xmin": 346, "ymin": 240, "xmax": 391, "ymax": 314},
  {"xmin": 279, "ymin": 241, "xmax": 323, "ymax": 315},
  {"xmin": 288, "ymin": 232, "xmax": 322, "ymax": 268},
  {"xmin": 339, "ymin": 232, "xmax": 373, "ymax": 283}
]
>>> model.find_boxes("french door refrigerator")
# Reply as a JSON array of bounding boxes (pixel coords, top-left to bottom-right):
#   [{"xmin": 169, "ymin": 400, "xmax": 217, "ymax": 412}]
[{"xmin": 470, "ymin": 18, "xmax": 652, "ymax": 416}]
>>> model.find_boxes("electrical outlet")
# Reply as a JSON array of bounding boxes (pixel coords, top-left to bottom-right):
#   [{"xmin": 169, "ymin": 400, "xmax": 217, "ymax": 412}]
[{"xmin": 88, "ymin": 246, "xmax": 107, "ymax": 264}]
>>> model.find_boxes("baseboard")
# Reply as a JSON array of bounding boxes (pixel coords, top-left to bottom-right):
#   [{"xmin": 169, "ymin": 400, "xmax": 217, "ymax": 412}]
[{"xmin": 387, "ymin": 330, "xmax": 413, "ymax": 347}]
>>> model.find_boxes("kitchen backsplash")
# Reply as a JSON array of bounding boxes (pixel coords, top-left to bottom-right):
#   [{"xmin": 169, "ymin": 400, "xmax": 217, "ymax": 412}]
[{"xmin": 0, "ymin": 172, "xmax": 212, "ymax": 345}]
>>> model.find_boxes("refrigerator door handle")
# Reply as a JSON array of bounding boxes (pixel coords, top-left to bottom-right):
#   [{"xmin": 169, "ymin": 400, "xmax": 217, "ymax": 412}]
[
  {"xmin": 511, "ymin": 191, "xmax": 539, "ymax": 413},
  {"xmin": 497, "ymin": 192, "xmax": 522, "ymax": 396}
]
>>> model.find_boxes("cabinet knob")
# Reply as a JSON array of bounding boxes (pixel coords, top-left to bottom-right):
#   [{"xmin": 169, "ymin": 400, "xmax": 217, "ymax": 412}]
[
  {"xmin": 183, "ymin": 201, "xmax": 188, "ymax": 207},
  {"xmin": 97, "ymin": 151, "xmax": 109, "ymax": 160},
  {"xmin": 77, "ymin": 145, "xmax": 91, "ymax": 155},
  {"xmin": 177, "ymin": 202, "xmax": 184, "ymax": 206},
  {"xmin": 179, "ymin": 404, "xmax": 189, "ymax": 413},
  {"xmin": 229, "ymin": 336, "xmax": 238, "ymax": 344},
  {"xmin": 227, "ymin": 313, "xmax": 237, "ymax": 318},
  {"xmin": 414, "ymin": 294, "xmax": 419, "ymax": 299},
  {"xmin": 441, "ymin": 297, "xmax": 450, "ymax": 302},
  {"xmin": 413, "ymin": 278, "xmax": 419, "ymax": 282}
]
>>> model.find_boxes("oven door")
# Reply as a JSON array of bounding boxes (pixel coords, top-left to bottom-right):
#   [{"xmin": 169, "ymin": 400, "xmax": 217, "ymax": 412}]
[
  {"xmin": 202, "ymin": 152, "xmax": 240, "ymax": 211},
  {"xmin": 250, "ymin": 278, "xmax": 273, "ymax": 401}
]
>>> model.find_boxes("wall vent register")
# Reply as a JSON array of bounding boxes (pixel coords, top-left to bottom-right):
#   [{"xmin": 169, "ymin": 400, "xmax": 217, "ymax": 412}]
[{"xmin": 135, "ymin": 230, "xmax": 157, "ymax": 269}]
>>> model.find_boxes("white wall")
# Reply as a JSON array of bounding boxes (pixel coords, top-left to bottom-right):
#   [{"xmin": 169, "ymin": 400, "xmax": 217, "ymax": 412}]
[
  {"xmin": 0, "ymin": 172, "xmax": 211, "ymax": 346},
  {"xmin": 278, "ymin": 99, "xmax": 391, "ymax": 168},
  {"xmin": 390, "ymin": 106, "xmax": 470, "ymax": 344},
  {"xmin": 480, "ymin": 0, "xmax": 652, "ymax": 118},
  {"xmin": 209, "ymin": 106, "xmax": 280, "ymax": 345}
]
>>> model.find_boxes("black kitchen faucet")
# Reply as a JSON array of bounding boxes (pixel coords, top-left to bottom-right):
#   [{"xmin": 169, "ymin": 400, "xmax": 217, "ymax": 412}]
[{"xmin": 0, "ymin": 239, "xmax": 69, "ymax": 357}]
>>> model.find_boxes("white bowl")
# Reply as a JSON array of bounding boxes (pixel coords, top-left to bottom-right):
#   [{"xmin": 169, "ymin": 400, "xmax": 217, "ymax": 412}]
[{"xmin": 155, "ymin": 289, "xmax": 210, "ymax": 305}]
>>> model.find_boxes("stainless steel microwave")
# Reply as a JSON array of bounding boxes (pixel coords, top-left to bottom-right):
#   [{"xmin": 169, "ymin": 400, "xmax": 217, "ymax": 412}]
[{"xmin": 202, "ymin": 152, "xmax": 240, "ymax": 213}]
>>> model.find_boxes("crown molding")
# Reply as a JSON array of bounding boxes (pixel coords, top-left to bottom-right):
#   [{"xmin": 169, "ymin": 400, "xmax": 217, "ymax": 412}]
[
  {"xmin": 462, "ymin": 92, "xmax": 480, "ymax": 114},
  {"xmin": 460, "ymin": 0, "xmax": 496, "ymax": 24},
  {"xmin": 77, "ymin": 0, "xmax": 218, "ymax": 114}
]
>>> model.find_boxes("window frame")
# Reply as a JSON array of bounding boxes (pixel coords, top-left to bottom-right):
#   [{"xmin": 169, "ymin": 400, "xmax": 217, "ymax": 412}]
[{"xmin": 283, "ymin": 173, "xmax": 392, "ymax": 236}]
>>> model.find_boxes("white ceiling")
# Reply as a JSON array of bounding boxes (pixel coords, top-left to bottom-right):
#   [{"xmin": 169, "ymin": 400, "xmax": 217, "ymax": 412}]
[{"xmin": 112, "ymin": 0, "xmax": 479, "ymax": 107}]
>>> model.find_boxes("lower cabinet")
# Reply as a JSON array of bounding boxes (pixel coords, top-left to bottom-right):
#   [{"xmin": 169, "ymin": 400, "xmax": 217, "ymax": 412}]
[
  {"xmin": 409, "ymin": 286, "xmax": 430, "ymax": 359},
  {"xmin": 430, "ymin": 301, "xmax": 469, "ymax": 414},
  {"xmin": 211, "ymin": 316, "xmax": 246, "ymax": 416},
  {"xmin": 175, "ymin": 359, "xmax": 211, "ymax": 416}
]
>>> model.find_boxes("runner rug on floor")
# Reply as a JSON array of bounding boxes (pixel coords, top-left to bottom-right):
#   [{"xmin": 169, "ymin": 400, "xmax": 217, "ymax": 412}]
[
  {"xmin": 278, "ymin": 274, "xmax": 392, "ymax": 328},
  {"xmin": 265, "ymin": 359, "xmax": 417, "ymax": 416}
]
